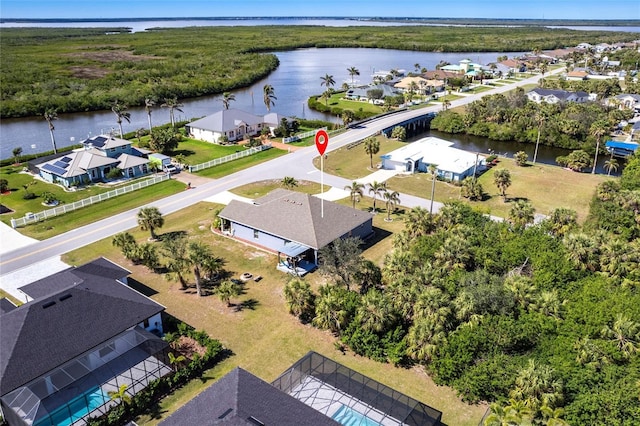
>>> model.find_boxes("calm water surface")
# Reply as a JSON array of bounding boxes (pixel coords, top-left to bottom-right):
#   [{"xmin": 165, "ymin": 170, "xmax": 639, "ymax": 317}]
[{"xmin": 0, "ymin": 48, "xmax": 524, "ymax": 159}]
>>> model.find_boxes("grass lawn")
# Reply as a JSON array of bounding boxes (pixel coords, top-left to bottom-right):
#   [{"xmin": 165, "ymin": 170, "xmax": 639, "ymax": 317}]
[
  {"xmin": 313, "ymin": 136, "xmax": 407, "ymax": 180},
  {"xmin": 387, "ymin": 159, "xmax": 609, "ymax": 222},
  {"xmin": 465, "ymin": 85, "xmax": 493, "ymax": 94},
  {"xmin": 193, "ymin": 147, "xmax": 287, "ymax": 178},
  {"xmin": 15, "ymin": 180, "xmax": 185, "ymax": 240},
  {"xmin": 328, "ymin": 93, "xmax": 384, "ymax": 115},
  {"xmin": 62, "ymin": 200, "xmax": 486, "ymax": 426}
]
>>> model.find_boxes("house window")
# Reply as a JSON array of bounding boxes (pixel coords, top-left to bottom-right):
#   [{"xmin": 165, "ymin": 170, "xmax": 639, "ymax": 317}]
[
  {"xmin": 254, "ymin": 229, "xmax": 259, "ymax": 239},
  {"xmin": 143, "ymin": 318, "xmax": 149, "ymax": 328},
  {"xmin": 109, "ymin": 148, "xmax": 116, "ymax": 153}
]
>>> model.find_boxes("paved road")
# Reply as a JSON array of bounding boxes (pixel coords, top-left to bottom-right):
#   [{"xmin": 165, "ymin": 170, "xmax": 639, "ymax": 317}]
[{"xmin": 0, "ymin": 69, "xmax": 560, "ymax": 277}]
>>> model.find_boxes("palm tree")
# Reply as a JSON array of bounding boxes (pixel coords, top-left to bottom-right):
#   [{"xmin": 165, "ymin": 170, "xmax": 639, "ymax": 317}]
[
  {"xmin": 403, "ymin": 206, "xmax": 432, "ymax": 239},
  {"xmin": 222, "ymin": 92, "xmax": 235, "ymax": 110},
  {"xmin": 428, "ymin": 164, "xmax": 438, "ymax": 215},
  {"xmin": 12, "ymin": 147, "xmax": 22, "ymax": 165},
  {"xmin": 137, "ymin": 206, "xmax": 164, "ymax": 240},
  {"xmin": 363, "ymin": 136, "xmax": 380, "ymax": 169},
  {"xmin": 347, "ymin": 66, "xmax": 360, "ymax": 85},
  {"xmin": 167, "ymin": 352, "xmax": 186, "ymax": 371},
  {"xmin": 442, "ymin": 99, "xmax": 451, "ymax": 111},
  {"xmin": 356, "ymin": 289, "xmax": 394, "ymax": 333},
  {"xmin": 144, "ymin": 98, "xmax": 155, "ymax": 133},
  {"xmin": 217, "ymin": 279, "xmax": 242, "ymax": 307},
  {"xmin": 383, "ymin": 189, "xmax": 401, "ymax": 221},
  {"xmin": 161, "ymin": 235, "xmax": 190, "ymax": 290},
  {"xmin": 601, "ymin": 313, "xmax": 640, "ymax": 358},
  {"xmin": 161, "ymin": 97, "xmax": 184, "ymax": 128},
  {"xmin": 493, "ymin": 169, "xmax": 512, "ymax": 202},
  {"xmin": 406, "ymin": 315, "xmax": 446, "ymax": 363},
  {"xmin": 604, "ymin": 158, "xmax": 619, "ymax": 176},
  {"xmin": 509, "ymin": 200, "xmax": 535, "ymax": 231},
  {"xmin": 344, "ymin": 181, "xmax": 364, "ymax": 209},
  {"xmin": 281, "ymin": 176, "xmax": 298, "ymax": 189},
  {"xmin": 187, "ymin": 241, "xmax": 213, "ymax": 297},
  {"xmin": 111, "ymin": 101, "xmax": 131, "ymax": 137},
  {"xmin": 283, "ymin": 277, "xmax": 315, "ymax": 320},
  {"xmin": 320, "ymin": 73, "xmax": 336, "ymax": 91},
  {"xmin": 43, "ymin": 109, "xmax": 58, "ymax": 154},
  {"xmin": 263, "ymin": 84, "xmax": 277, "ymax": 112},
  {"xmin": 312, "ymin": 285, "xmax": 350, "ymax": 333},
  {"xmin": 107, "ymin": 384, "xmax": 131, "ymax": 406},
  {"xmin": 414, "ymin": 63, "xmax": 421, "ymax": 72},
  {"xmin": 510, "ymin": 359, "xmax": 563, "ymax": 414},
  {"xmin": 368, "ymin": 181, "xmax": 386, "ymax": 214},
  {"xmin": 590, "ymin": 119, "xmax": 610, "ymax": 174}
]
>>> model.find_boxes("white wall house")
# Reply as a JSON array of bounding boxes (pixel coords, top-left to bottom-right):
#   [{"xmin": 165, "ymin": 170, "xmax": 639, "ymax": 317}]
[
  {"xmin": 186, "ymin": 109, "xmax": 265, "ymax": 143},
  {"xmin": 380, "ymin": 137, "xmax": 485, "ymax": 182}
]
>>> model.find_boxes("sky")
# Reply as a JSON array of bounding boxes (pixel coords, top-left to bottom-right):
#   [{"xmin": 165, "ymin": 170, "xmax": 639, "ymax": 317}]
[{"xmin": 1, "ymin": 0, "xmax": 639, "ymax": 20}]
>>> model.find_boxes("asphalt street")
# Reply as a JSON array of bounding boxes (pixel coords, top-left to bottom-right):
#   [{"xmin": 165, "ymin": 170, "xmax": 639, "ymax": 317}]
[{"xmin": 0, "ymin": 69, "xmax": 559, "ymax": 278}]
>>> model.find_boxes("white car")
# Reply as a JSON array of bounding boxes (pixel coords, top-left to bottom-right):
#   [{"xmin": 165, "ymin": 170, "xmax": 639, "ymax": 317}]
[{"xmin": 164, "ymin": 164, "xmax": 179, "ymax": 174}]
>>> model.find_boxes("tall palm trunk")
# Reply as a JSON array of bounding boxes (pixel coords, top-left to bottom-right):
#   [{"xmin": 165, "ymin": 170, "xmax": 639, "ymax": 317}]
[{"xmin": 193, "ymin": 265, "xmax": 203, "ymax": 296}]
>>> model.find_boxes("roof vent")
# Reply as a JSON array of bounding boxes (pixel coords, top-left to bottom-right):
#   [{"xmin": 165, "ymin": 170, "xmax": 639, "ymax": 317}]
[
  {"xmin": 59, "ymin": 294, "xmax": 72, "ymax": 302},
  {"xmin": 42, "ymin": 301, "xmax": 56, "ymax": 309},
  {"xmin": 248, "ymin": 417, "xmax": 265, "ymax": 426},
  {"xmin": 218, "ymin": 408, "xmax": 233, "ymax": 419}
]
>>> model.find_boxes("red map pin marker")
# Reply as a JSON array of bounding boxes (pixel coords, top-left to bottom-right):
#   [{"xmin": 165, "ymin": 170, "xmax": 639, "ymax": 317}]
[{"xmin": 315, "ymin": 129, "xmax": 329, "ymax": 156}]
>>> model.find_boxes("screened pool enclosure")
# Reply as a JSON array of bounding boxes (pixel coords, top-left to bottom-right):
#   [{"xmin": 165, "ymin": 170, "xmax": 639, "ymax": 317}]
[
  {"xmin": 1, "ymin": 328, "xmax": 171, "ymax": 426},
  {"xmin": 272, "ymin": 352, "xmax": 442, "ymax": 426}
]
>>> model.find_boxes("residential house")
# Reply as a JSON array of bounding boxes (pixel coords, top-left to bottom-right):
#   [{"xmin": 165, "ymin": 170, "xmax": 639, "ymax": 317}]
[
  {"xmin": 217, "ymin": 189, "xmax": 373, "ymax": 275},
  {"xmin": 161, "ymin": 351, "xmax": 442, "ymax": 426},
  {"xmin": 36, "ymin": 135, "xmax": 150, "ymax": 187},
  {"xmin": 0, "ymin": 258, "xmax": 170, "ymax": 426},
  {"xmin": 344, "ymin": 84, "xmax": 399, "ymax": 103},
  {"xmin": 186, "ymin": 109, "xmax": 265, "ymax": 143},
  {"xmin": 526, "ymin": 88, "xmax": 590, "ymax": 104},
  {"xmin": 393, "ymin": 76, "xmax": 444, "ymax": 95},
  {"xmin": 380, "ymin": 136, "xmax": 485, "ymax": 182},
  {"xmin": 609, "ymin": 94, "xmax": 640, "ymax": 112},
  {"xmin": 439, "ymin": 59, "xmax": 485, "ymax": 77},
  {"xmin": 420, "ymin": 69, "xmax": 460, "ymax": 81}
]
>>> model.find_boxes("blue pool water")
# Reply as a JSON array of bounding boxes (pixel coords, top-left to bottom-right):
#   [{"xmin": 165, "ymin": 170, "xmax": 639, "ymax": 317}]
[
  {"xmin": 35, "ymin": 387, "xmax": 108, "ymax": 426},
  {"xmin": 331, "ymin": 404, "xmax": 382, "ymax": 426}
]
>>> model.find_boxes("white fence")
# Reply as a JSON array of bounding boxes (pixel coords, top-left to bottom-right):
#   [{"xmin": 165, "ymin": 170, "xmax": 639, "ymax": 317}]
[
  {"xmin": 282, "ymin": 128, "xmax": 328, "ymax": 144},
  {"xmin": 188, "ymin": 144, "xmax": 272, "ymax": 173},
  {"xmin": 10, "ymin": 175, "xmax": 170, "ymax": 229}
]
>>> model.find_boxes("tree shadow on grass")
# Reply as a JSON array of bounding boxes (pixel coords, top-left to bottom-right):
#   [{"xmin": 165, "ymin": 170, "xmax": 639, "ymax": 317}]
[
  {"xmin": 233, "ymin": 298, "xmax": 259, "ymax": 312},
  {"xmin": 159, "ymin": 230, "xmax": 188, "ymax": 242},
  {"xmin": 168, "ymin": 149, "xmax": 196, "ymax": 157}
]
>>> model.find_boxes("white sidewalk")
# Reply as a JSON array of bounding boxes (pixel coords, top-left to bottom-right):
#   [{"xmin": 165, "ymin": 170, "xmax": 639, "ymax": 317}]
[{"xmin": 0, "ymin": 222, "xmax": 69, "ymax": 301}]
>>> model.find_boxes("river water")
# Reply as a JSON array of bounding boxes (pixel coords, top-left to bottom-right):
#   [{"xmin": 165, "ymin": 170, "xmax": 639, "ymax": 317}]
[{"xmin": 0, "ymin": 48, "xmax": 525, "ymax": 159}]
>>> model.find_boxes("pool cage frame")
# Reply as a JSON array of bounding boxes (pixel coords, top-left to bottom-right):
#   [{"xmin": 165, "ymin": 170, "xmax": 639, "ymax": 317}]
[
  {"xmin": 271, "ymin": 351, "xmax": 442, "ymax": 426},
  {"xmin": 1, "ymin": 327, "xmax": 171, "ymax": 426}
]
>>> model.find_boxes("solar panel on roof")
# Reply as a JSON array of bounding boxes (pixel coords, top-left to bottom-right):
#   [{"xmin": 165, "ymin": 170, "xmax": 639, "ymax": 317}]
[
  {"xmin": 61, "ymin": 157, "xmax": 72, "ymax": 163},
  {"xmin": 53, "ymin": 161, "xmax": 69, "ymax": 169},
  {"xmin": 41, "ymin": 164, "xmax": 67, "ymax": 175}
]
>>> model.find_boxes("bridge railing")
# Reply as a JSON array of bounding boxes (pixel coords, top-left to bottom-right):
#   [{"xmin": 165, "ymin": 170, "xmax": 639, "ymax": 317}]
[
  {"xmin": 188, "ymin": 144, "xmax": 271, "ymax": 172},
  {"xmin": 10, "ymin": 175, "xmax": 170, "ymax": 228}
]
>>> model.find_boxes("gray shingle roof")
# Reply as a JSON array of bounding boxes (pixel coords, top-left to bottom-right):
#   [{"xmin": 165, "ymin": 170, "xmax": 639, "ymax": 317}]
[
  {"xmin": 0, "ymin": 258, "xmax": 164, "ymax": 396},
  {"xmin": 159, "ymin": 367, "xmax": 339, "ymax": 426},
  {"xmin": 187, "ymin": 109, "xmax": 263, "ymax": 133},
  {"xmin": 218, "ymin": 189, "xmax": 373, "ymax": 250}
]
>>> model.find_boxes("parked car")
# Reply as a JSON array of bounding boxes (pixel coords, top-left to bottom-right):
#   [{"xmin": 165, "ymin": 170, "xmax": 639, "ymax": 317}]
[{"xmin": 164, "ymin": 164, "xmax": 179, "ymax": 174}]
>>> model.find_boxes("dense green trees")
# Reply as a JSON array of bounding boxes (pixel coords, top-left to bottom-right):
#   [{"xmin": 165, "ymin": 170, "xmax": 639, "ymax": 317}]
[{"xmin": 281, "ymin": 164, "xmax": 640, "ymax": 424}]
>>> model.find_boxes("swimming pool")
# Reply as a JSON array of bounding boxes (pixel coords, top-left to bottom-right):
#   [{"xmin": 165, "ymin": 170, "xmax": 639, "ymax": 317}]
[
  {"xmin": 331, "ymin": 404, "xmax": 382, "ymax": 426},
  {"xmin": 34, "ymin": 386, "xmax": 108, "ymax": 426}
]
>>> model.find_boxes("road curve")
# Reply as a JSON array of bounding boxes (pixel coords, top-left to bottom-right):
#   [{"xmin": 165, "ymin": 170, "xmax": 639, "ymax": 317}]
[{"xmin": 0, "ymin": 69, "xmax": 560, "ymax": 276}]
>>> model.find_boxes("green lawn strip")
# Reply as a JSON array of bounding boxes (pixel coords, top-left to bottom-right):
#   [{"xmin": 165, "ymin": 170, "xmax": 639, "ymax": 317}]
[
  {"xmin": 0, "ymin": 164, "xmax": 156, "ymax": 220},
  {"xmin": 465, "ymin": 85, "xmax": 493, "ymax": 93},
  {"xmin": 329, "ymin": 93, "xmax": 384, "ymax": 115},
  {"xmin": 169, "ymin": 138, "xmax": 251, "ymax": 165},
  {"xmin": 63, "ymin": 200, "xmax": 485, "ymax": 426},
  {"xmin": 231, "ymin": 180, "xmax": 323, "ymax": 199},
  {"xmin": 313, "ymin": 137, "xmax": 407, "ymax": 180},
  {"xmin": 192, "ymin": 148, "xmax": 287, "ymax": 178},
  {"xmin": 16, "ymin": 180, "xmax": 185, "ymax": 240}
]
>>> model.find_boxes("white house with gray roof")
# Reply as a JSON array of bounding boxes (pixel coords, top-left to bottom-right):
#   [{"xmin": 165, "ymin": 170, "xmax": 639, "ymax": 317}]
[
  {"xmin": 186, "ymin": 109, "xmax": 267, "ymax": 143},
  {"xmin": 526, "ymin": 88, "xmax": 591, "ymax": 104},
  {"xmin": 218, "ymin": 189, "xmax": 373, "ymax": 275}
]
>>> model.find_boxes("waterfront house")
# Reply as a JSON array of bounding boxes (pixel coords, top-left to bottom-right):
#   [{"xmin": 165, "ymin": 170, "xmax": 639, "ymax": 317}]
[
  {"xmin": 344, "ymin": 84, "xmax": 399, "ymax": 103},
  {"xmin": 36, "ymin": 135, "xmax": 150, "ymax": 187},
  {"xmin": 186, "ymin": 109, "xmax": 264, "ymax": 143},
  {"xmin": 0, "ymin": 258, "xmax": 170, "ymax": 426},
  {"xmin": 218, "ymin": 189, "xmax": 373, "ymax": 275},
  {"xmin": 160, "ymin": 351, "xmax": 442, "ymax": 426},
  {"xmin": 394, "ymin": 76, "xmax": 444, "ymax": 95},
  {"xmin": 526, "ymin": 88, "xmax": 590, "ymax": 104},
  {"xmin": 380, "ymin": 137, "xmax": 485, "ymax": 182}
]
